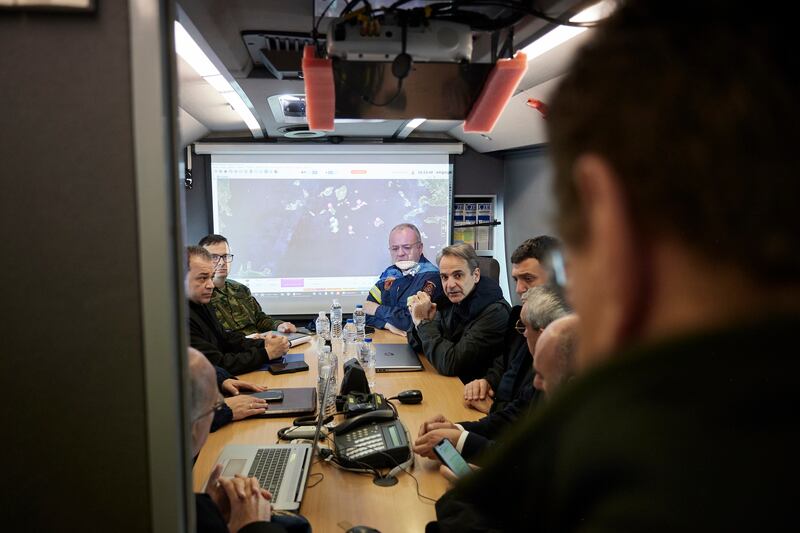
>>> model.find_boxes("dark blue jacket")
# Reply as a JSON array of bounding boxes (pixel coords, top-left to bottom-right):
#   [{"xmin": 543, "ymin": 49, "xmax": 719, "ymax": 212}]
[{"xmin": 366, "ymin": 254, "xmax": 442, "ymax": 331}]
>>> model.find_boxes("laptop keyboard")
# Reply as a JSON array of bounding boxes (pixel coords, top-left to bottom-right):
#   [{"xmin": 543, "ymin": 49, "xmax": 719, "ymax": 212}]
[{"xmin": 247, "ymin": 448, "xmax": 291, "ymax": 500}]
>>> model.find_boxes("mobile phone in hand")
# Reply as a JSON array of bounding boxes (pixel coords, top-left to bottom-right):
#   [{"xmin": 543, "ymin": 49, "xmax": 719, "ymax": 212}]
[{"xmin": 433, "ymin": 438, "xmax": 472, "ymax": 478}]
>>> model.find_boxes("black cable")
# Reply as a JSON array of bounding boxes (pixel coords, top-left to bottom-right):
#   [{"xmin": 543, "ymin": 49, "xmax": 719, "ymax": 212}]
[
  {"xmin": 312, "ymin": 0, "xmax": 339, "ymax": 46},
  {"xmin": 306, "ymin": 472, "xmax": 325, "ymax": 488}
]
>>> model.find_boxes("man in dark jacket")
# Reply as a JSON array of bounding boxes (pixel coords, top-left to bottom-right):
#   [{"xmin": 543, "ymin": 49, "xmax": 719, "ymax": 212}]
[
  {"xmin": 414, "ymin": 315, "xmax": 578, "ymax": 464},
  {"xmin": 186, "ymin": 246, "xmax": 289, "ymax": 374},
  {"xmin": 428, "ymin": 1, "xmax": 800, "ymax": 530},
  {"xmin": 464, "ymin": 284, "xmax": 568, "ymax": 414},
  {"xmin": 408, "ymin": 242, "xmax": 510, "ymax": 383}
]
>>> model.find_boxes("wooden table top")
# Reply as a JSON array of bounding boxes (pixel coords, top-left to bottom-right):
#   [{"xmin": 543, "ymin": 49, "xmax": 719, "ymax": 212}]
[{"xmin": 192, "ymin": 330, "xmax": 482, "ymax": 533}]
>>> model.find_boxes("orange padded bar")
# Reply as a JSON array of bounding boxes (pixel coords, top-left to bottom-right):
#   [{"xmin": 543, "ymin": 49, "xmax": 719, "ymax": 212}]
[
  {"xmin": 463, "ymin": 52, "xmax": 528, "ymax": 133},
  {"xmin": 302, "ymin": 45, "xmax": 335, "ymax": 131}
]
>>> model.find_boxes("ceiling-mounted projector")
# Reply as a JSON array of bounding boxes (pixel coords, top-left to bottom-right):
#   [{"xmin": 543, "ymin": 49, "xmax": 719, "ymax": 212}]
[
  {"xmin": 303, "ymin": 5, "xmax": 528, "ymax": 133},
  {"xmin": 327, "ymin": 16, "xmax": 473, "ymax": 63}
]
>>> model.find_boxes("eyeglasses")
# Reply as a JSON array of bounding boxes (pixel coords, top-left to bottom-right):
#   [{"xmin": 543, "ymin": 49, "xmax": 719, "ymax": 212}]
[
  {"xmin": 195, "ymin": 396, "xmax": 226, "ymax": 420},
  {"xmin": 211, "ymin": 254, "xmax": 234, "ymax": 264},
  {"xmin": 515, "ymin": 319, "xmax": 542, "ymax": 335},
  {"xmin": 388, "ymin": 242, "xmax": 421, "ymax": 253}
]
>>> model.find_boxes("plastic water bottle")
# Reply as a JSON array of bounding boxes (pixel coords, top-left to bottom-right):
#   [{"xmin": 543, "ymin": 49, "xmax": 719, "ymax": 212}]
[
  {"xmin": 359, "ymin": 338, "xmax": 376, "ymax": 390},
  {"xmin": 317, "ymin": 346, "xmax": 338, "ymax": 415},
  {"xmin": 343, "ymin": 319, "xmax": 357, "ymax": 357},
  {"xmin": 315, "ymin": 311, "xmax": 330, "ymax": 341},
  {"xmin": 353, "ymin": 304, "xmax": 366, "ymax": 342},
  {"xmin": 330, "ymin": 299, "xmax": 343, "ymax": 339}
]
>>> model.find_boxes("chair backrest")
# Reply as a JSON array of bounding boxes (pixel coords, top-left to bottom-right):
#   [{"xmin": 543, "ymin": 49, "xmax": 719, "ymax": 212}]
[{"xmin": 475, "ymin": 256, "xmax": 500, "ymax": 283}]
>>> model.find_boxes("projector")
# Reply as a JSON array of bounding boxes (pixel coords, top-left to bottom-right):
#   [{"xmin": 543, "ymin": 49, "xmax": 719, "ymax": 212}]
[{"xmin": 326, "ymin": 17, "xmax": 473, "ymax": 63}]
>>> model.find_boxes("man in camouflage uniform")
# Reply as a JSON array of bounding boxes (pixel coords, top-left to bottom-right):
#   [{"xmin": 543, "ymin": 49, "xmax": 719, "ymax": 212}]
[
  {"xmin": 199, "ymin": 234, "xmax": 296, "ymax": 337},
  {"xmin": 364, "ymin": 223, "xmax": 443, "ymax": 335}
]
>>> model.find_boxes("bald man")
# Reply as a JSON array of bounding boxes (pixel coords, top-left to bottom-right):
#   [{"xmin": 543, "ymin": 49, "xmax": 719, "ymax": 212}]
[
  {"xmin": 188, "ymin": 348, "xmax": 286, "ymax": 533},
  {"xmin": 414, "ymin": 315, "xmax": 579, "ymax": 464}
]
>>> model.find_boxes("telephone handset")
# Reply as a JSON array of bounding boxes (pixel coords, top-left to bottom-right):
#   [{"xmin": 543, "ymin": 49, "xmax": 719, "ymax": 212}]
[{"xmin": 332, "ymin": 409, "xmax": 395, "ymax": 435}]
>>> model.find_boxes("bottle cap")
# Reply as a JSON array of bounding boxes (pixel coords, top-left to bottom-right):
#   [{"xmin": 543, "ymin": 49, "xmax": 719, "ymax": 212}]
[
  {"xmin": 346, "ymin": 319, "xmax": 354, "ymax": 323},
  {"xmin": 356, "ymin": 304, "xmax": 363, "ymax": 308},
  {"xmin": 364, "ymin": 338, "xmax": 372, "ymax": 343},
  {"xmin": 318, "ymin": 311, "xmax": 326, "ymax": 317}
]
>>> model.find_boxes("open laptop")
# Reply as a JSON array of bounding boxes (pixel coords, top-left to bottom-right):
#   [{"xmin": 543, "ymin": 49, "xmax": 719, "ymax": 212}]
[
  {"xmin": 373, "ymin": 343, "xmax": 423, "ymax": 372},
  {"xmin": 206, "ymin": 369, "xmax": 333, "ymax": 511}
]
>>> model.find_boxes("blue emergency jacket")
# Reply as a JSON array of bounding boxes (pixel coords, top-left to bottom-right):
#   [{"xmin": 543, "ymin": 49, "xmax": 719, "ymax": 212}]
[{"xmin": 366, "ymin": 254, "xmax": 443, "ymax": 332}]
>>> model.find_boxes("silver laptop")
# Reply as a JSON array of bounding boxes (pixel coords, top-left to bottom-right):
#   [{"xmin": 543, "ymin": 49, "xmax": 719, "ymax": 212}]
[
  {"xmin": 205, "ymin": 369, "xmax": 333, "ymax": 511},
  {"xmin": 374, "ymin": 343, "xmax": 423, "ymax": 372}
]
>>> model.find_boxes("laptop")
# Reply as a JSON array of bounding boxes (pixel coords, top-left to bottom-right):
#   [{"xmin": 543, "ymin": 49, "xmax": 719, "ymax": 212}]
[
  {"xmin": 206, "ymin": 369, "xmax": 333, "ymax": 511},
  {"xmin": 373, "ymin": 343, "xmax": 423, "ymax": 372}
]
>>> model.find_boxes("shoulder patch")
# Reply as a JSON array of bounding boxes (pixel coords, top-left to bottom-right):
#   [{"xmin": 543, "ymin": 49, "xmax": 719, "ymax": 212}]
[
  {"xmin": 422, "ymin": 280, "xmax": 436, "ymax": 296},
  {"xmin": 383, "ymin": 277, "xmax": 396, "ymax": 290}
]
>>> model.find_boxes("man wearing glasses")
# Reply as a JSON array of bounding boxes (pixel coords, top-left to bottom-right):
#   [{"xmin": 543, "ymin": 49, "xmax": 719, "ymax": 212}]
[
  {"xmin": 363, "ymin": 223, "xmax": 442, "ymax": 334},
  {"xmin": 464, "ymin": 283, "xmax": 567, "ymax": 414},
  {"xmin": 189, "ymin": 348, "xmax": 292, "ymax": 533},
  {"xmin": 412, "ymin": 314, "xmax": 578, "ymax": 466},
  {"xmin": 463, "ymin": 237, "xmax": 562, "ymax": 413},
  {"xmin": 199, "ymin": 234, "xmax": 296, "ymax": 337}
]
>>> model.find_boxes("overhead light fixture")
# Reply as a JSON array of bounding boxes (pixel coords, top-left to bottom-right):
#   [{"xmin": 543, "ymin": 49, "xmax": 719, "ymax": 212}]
[
  {"xmin": 520, "ymin": 0, "xmax": 614, "ymax": 61},
  {"xmin": 174, "ymin": 20, "xmax": 263, "ymax": 138}
]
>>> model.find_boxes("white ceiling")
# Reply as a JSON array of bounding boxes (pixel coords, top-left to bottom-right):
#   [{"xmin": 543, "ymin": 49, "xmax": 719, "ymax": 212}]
[{"xmin": 175, "ymin": 0, "xmax": 594, "ymax": 152}]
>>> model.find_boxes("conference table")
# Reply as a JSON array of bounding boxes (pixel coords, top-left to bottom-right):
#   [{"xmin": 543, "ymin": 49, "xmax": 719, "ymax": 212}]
[{"xmin": 193, "ymin": 330, "xmax": 483, "ymax": 533}]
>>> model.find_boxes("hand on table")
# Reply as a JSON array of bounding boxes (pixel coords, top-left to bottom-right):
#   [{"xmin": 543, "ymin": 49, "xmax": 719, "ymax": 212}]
[
  {"xmin": 384, "ymin": 322, "xmax": 407, "ymax": 336},
  {"xmin": 413, "ymin": 427, "xmax": 463, "ymax": 460},
  {"xmin": 263, "ymin": 332, "xmax": 289, "ymax": 359},
  {"xmin": 276, "ymin": 322, "xmax": 296, "ymax": 333},
  {"xmin": 206, "ymin": 464, "xmax": 230, "ymax": 521},
  {"xmin": 418, "ymin": 414, "xmax": 457, "ymax": 437},
  {"xmin": 464, "ymin": 397, "xmax": 493, "ymax": 414},
  {"xmin": 464, "ymin": 378, "xmax": 494, "ymax": 401},
  {"xmin": 225, "ymin": 395, "xmax": 268, "ymax": 420},
  {"xmin": 221, "ymin": 378, "xmax": 267, "ymax": 396},
  {"xmin": 220, "ymin": 475, "xmax": 272, "ymax": 533}
]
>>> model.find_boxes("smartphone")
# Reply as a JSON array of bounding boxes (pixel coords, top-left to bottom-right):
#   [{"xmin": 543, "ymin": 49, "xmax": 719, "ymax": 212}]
[
  {"xmin": 261, "ymin": 390, "xmax": 284, "ymax": 402},
  {"xmin": 268, "ymin": 360, "xmax": 310, "ymax": 375},
  {"xmin": 433, "ymin": 438, "xmax": 472, "ymax": 479},
  {"xmin": 249, "ymin": 390, "xmax": 284, "ymax": 402}
]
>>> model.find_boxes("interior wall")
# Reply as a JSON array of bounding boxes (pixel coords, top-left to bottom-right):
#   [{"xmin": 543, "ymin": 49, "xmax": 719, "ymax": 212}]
[
  {"xmin": 453, "ymin": 145, "xmax": 504, "ymax": 196},
  {"xmin": 502, "ymin": 146, "xmax": 558, "ymax": 305},
  {"xmin": 0, "ymin": 4, "xmax": 179, "ymax": 530}
]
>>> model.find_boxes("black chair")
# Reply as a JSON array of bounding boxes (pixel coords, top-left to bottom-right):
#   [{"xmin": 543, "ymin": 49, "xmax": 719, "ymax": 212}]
[{"xmin": 476, "ymin": 256, "xmax": 500, "ymax": 283}]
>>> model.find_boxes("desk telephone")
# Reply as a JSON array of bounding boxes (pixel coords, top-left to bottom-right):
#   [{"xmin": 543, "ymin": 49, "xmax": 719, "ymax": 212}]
[{"xmin": 332, "ymin": 404, "xmax": 411, "ymax": 469}]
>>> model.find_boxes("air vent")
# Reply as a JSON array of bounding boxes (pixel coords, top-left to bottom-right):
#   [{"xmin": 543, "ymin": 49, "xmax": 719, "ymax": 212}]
[
  {"xmin": 242, "ymin": 31, "xmax": 323, "ymax": 80},
  {"xmin": 278, "ymin": 125, "xmax": 326, "ymax": 139}
]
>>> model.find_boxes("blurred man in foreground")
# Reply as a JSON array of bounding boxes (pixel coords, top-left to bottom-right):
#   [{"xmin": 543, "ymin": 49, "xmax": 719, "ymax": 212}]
[{"xmin": 430, "ymin": 1, "xmax": 800, "ymax": 530}]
